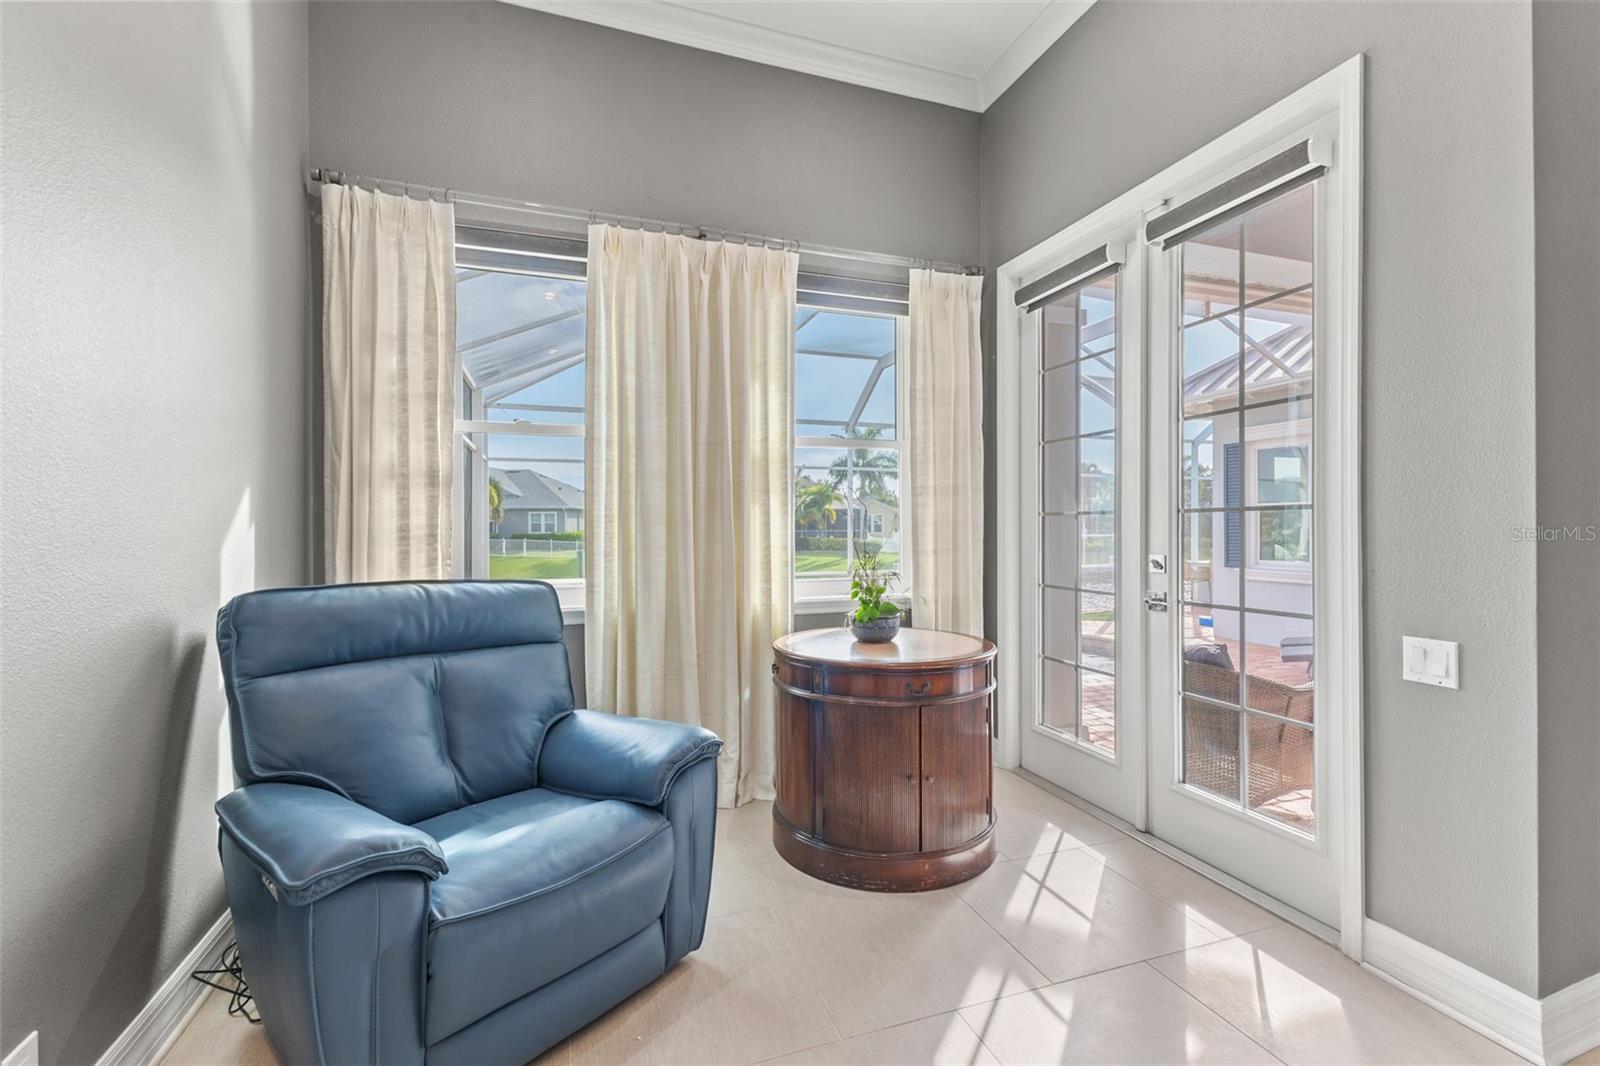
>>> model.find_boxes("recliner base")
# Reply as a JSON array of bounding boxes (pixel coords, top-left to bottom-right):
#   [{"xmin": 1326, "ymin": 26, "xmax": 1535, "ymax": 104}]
[{"xmin": 424, "ymin": 920, "xmax": 666, "ymax": 1066}]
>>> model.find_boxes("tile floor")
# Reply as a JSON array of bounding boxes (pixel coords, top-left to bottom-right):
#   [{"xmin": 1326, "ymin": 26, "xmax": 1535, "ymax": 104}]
[{"xmin": 161, "ymin": 770, "xmax": 1549, "ymax": 1066}]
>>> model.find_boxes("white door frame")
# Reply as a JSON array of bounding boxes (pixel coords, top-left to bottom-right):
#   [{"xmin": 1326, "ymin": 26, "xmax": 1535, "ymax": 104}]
[{"xmin": 994, "ymin": 54, "xmax": 1365, "ymax": 959}]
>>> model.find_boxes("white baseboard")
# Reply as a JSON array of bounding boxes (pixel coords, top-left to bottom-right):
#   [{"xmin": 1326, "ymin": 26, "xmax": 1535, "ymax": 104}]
[
  {"xmin": 95, "ymin": 912, "xmax": 234, "ymax": 1066},
  {"xmin": 1543, "ymin": 972, "xmax": 1600, "ymax": 1066},
  {"xmin": 1364, "ymin": 919, "xmax": 1600, "ymax": 1066}
]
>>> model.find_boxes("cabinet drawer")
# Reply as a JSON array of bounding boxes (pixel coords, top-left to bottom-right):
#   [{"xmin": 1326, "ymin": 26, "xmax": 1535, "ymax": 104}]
[{"xmin": 813, "ymin": 664, "xmax": 987, "ymax": 702}]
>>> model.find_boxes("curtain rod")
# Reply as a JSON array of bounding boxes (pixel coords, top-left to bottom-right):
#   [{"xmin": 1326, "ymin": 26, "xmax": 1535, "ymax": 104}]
[{"xmin": 307, "ymin": 167, "xmax": 980, "ymax": 276}]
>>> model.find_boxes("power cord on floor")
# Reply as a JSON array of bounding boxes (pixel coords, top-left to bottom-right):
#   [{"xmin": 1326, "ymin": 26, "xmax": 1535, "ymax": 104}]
[{"xmin": 190, "ymin": 940, "xmax": 261, "ymax": 1025}]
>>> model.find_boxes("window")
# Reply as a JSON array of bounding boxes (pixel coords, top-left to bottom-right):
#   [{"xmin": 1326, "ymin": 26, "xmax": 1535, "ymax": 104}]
[
  {"xmin": 455, "ymin": 231, "xmax": 587, "ymax": 606},
  {"xmin": 1253, "ymin": 444, "xmax": 1309, "ymax": 565},
  {"xmin": 793, "ymin": 305, "xmax": 906, "ymax": 601}
]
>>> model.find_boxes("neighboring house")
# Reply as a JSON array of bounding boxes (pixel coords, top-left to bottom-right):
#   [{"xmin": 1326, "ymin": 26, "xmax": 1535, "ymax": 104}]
[
  {"xmin": 796, "ymin": 474, "xmax": 900, "ymax": 541},
  {"xmin": 490, "ymin": 467, "xmax": 585, "ymax": 536}
]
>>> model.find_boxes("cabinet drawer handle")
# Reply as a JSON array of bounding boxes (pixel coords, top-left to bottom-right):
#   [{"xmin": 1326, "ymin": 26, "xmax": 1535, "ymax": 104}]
[{"xmin": 907, "ymin": 680, "xmax": 933, "ymax": 696}]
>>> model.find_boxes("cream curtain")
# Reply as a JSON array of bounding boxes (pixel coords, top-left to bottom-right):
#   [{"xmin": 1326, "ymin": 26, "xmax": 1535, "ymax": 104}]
[
  {"xmin": 585, "ymin": 224, "xmax": 797, "ymax": 807},
  {"xmin": 321, "ymin": 184, "xmax": 456, "ymax": 583},
  {"xmin": 908, "ymin": 269, "xmax": 985, "ymax": 635}
]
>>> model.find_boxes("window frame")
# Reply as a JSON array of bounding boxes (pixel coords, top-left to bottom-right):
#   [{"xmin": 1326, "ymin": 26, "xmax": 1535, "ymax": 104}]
[
  {"xmin": 454, "ymin": 237, "xmax": 589, "ymax": 618},
  {"xmin": 791, "ymin": 308, "xmax": 912, "ymax": 611}
]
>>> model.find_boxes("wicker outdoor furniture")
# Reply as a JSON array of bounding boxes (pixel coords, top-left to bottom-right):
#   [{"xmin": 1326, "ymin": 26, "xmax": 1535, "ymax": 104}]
[{"xmin": 1182, "ymin": 656, "xmax": 1315, "ymax": 808}]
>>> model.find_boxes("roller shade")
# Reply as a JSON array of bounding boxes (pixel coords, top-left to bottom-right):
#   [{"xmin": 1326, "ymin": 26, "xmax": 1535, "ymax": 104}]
[
  {"xmin": 456, "ymin": 225, "xmax": 587, "ymax": 278},
  {"xmin": 1145, "ymin": 139, "xmax": 1329, "ymax": 249},
  {"xmin": 797, "ymin": 271, "xmax": 909, "ymax": 316},
  {"xmin": 1015, "ymin": 244, "xmax": 1122, "ymax": 311}
]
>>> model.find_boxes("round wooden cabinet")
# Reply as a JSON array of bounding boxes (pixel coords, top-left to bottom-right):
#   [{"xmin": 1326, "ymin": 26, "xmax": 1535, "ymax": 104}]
[{"xmin": 771, "ymin": 627, "xmax": 998, "ymax": 891}]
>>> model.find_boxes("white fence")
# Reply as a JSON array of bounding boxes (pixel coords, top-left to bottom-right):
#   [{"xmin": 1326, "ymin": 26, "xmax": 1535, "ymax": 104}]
[{"xmin": 490, "ymin": 538, "xmax": 583, "ymax": 556}]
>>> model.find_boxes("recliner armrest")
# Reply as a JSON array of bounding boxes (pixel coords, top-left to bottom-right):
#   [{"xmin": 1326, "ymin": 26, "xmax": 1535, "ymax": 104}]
[
  {"xmin": 538, "ymin": 709, "xmax": 722, "ymax": 807},
  {"xmin": 215, "ymin": 783, "xmax": 447, "ymax": 906}
]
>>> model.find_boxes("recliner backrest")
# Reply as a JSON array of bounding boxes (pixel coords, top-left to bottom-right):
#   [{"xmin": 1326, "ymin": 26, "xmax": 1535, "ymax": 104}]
[{"xmin": 217, "ymin": 580, "xmax": 574, "ymax": 824}]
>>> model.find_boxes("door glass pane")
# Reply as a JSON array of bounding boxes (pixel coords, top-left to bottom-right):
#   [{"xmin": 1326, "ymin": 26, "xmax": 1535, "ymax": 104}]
[
  {"xmin": 1079, "ymin": 365, "xmax": 1116, "ymax": 435},
  {"xmin": 1183, "ymin": 218, "xmax": 1242, "ymax": 320},
  {"xmin": 1243, "ymin": 298, "xmax": 1313, "ymax": 405},
  {"xmin": 1081, "ymin": 436, "xmax": 1116, "ymax": 512},
  {"xmin": 1079, "ymin": 592, "xmax": 1115, "ymax": 672},
  {"xmin": 1182, "ymin": 316, "xmax": 1242, "ymax": 414},
  {"xmin": 1249, "ymin": 718, "xmax": 1315, "ymax": 829},
  {"xmin": 1034, "ymin": 276, "xmax": 1118, "ymax": 753},
  {"xmin": 1042, "ymin": 363, "xmax": 1076, "ymax": 440},
  {"xmin": 1080, "ymin": 277, "xmax": 1117, "ymax": 353},
  {"xmin": 1042, "ymin": 301, "xmax": 1075, "ymax": 370},
  {"xmin": 1180, "ymin": 418, "xmax": 1222, "ymax": 511},
  {"xmin": 1183, "ymin": 700, "xmax": 1241, "ymax": 802},
  {"xmin": 1243, "ymin": 183, "xmax": 1314, "ymax": 303},
  {"xmin": 1081, "ymin": 669, "xmax": 1116, "ymax": 751},
  {"xmin": 1178, "ymin": 183, "xmax": 1318, "ymax": 835},
  {"xmin": 1182, "ymin": 604, "xmax": 1241, "ymax": 703},
  {"xmin": 1043, "ymin": 439, "xmax": 1076, "ymax": 514},
  {"xmin": 1043, "ymin": 658, "xmax": 1079, "ymax": 736},
  {"xmin": 1242, "ymin": 613, "xmax": 1314, "ymax": 723},
  {"xmin": 1042, "ymin": 587, "xmax": 1076, "ymax": 661},
  {"xmin": 1043, "ymin": 514, "xmax": 1077, "ymax": 588},
  {"xmin": 1080, "ymin": 513, "xmax": 1115, "ymax": 592}
]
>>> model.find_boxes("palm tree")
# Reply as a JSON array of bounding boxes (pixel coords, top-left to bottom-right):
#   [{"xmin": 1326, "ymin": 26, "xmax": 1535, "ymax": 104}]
[
  {"xmin": 795, "ymin": 478, "xmax": 841, "ymax": 530},
  {"xmin": 488, "ymin": 477, "xmax": 506, "ymax": 529},
  {"xmin": 827, "ymin": 428, "xmax": 898, "ymax": 528}
]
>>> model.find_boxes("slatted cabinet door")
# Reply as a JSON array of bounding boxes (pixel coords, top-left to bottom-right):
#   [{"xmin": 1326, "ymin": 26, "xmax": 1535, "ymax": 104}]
[
  {"xmin": 919, "ymin": 699, "xmax": 993, "ymax": 851},
  {"xmin": 816, "ymin": 703, "xmax": 922, "ymax": 853}
]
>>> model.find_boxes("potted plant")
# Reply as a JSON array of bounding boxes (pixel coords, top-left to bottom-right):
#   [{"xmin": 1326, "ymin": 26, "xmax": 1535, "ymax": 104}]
[{"xmin": 847, "ymin": 545, "xmax": 901, "ymax": 643}]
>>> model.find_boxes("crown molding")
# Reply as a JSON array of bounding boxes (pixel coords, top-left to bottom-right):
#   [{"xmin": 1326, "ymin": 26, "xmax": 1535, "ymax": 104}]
[
  {"xmin": 979, "ymin": 1, "xmax": 1093, "ymax": 109},
  {"xmin": 502, "ymin": 1, "xmax": 1093, "ymax": 112}
]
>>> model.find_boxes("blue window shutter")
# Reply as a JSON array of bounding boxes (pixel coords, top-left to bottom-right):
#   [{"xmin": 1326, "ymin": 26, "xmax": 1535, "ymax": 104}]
[{"xmin": 1223, "ymin": 442, "xmax": 1242, "ymax": 568}]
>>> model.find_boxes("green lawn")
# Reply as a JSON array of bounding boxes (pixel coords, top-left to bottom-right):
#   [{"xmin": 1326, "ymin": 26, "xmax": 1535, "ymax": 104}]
[
  {"xmin": 489, "ymin": 552, "xmax": 582, "ymax": 580},
  {"xmin": 794, "ymin": 550, "xmax": 899, "ymax": 574}
]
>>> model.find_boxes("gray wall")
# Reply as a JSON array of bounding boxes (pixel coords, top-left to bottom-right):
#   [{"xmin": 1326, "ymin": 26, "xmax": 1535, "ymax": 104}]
[
  {"xmin": 0, "ymin": 3, "xmax": 310, "ymax": 1063},
  {"xmin": 1532, "ymin": 0, "xmax": 1600, "ymax": 998},
  {"xmin": 306, "ymin": 0, "xmax": 980, "ymax": 687},
  {"xmin": 979, "ymin": 0, "xmax": 1544, "ymax": 993},
  {"xmin": 307, "ymin": 0, "xmax": 980, "ymax": 266}
]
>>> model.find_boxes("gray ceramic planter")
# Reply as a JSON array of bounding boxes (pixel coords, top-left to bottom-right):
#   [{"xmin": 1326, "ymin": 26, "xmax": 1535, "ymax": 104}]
[{"xmin": 848, "ymin": 612, "xmax": 901, "ymax": 643}]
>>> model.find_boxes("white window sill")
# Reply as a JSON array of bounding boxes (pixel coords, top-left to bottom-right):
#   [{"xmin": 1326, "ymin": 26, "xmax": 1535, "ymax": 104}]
[
  {"xmin": 794, "ymin": 594, "xmax": 911, "ymax": 616},
  {"xmin": 553, "ymin": 593, "xmax": 911, "ymax": 627}
]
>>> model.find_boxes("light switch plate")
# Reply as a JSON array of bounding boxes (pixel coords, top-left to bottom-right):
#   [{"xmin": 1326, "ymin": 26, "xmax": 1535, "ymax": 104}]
[{"xmin": 1402, "ymin": 636, "xmax": 1459, "ymax": 689}]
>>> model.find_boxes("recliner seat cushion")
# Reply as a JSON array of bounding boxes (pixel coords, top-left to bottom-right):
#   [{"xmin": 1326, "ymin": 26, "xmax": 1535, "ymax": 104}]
[{"xmin": 416, "ymin": 789, "xmax": 674, "ymax": 1044}]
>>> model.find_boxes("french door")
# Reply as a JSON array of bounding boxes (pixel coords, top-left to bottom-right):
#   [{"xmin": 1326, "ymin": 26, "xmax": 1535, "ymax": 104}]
[
  {"xmin": 1144, "ymin": 141, "xmax": 1347, "ymax": 929},
  {"xmin": 1007, "ymin": 69, "xmax": 1361, "ymax": 940}
]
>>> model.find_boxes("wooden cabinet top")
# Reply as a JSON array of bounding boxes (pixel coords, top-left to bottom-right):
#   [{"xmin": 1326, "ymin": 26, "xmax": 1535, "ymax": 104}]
[{"xmin": 773, "ymin": 627, "xmax": 996, "ymax": 670}]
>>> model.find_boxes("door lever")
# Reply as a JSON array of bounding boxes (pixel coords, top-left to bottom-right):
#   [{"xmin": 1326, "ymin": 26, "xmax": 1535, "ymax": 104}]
[{"xmin": 1144, "ymin": 591, "xmax": 1169, "ymax": 613}]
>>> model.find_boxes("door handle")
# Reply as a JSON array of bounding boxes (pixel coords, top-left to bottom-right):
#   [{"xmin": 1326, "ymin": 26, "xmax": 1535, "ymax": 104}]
[{"xmin": 1144, "ymin": 591, "xmax": 1169, "ymax": 613}]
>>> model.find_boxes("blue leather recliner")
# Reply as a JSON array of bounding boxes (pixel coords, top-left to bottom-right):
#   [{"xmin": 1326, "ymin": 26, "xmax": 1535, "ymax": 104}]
[{"xmin": 213, "ymin": 580, "xmax": 721, "ymax": 1065}]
